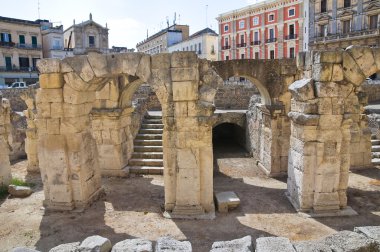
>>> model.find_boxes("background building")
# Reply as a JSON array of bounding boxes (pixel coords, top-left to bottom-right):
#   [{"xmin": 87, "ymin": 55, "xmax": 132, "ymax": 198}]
[
  {"xmin": 168, "ymin": 28, "xmax": 219, "ymax": 61},
  {"xmin": 216, "ymin": 0, "xmax": 305, "ymax": 60},
  {"xmin": 41, "ymin": 21, "xmax": 73, "ymax": 59},
  {"xmin": 308, "ymin": 0, "xmax": 380, "ymax": 50},
  {"xmin": 0, "ymin": 16, "xmax": 43, "ymax": 85},
  {"xmin": 136, "ymin": 24, "xmax": 189, "ymax": 55},
  {"xmin": 63, "ymin": 13, "xmax": 109, "ymax": 55}
]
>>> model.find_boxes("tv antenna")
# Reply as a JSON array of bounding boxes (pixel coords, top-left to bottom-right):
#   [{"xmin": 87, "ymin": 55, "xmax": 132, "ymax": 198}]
[
  {"xmin": 206, "ymin": 5, "xmax": 208, "ymax": 28},
  {"xmin": 38, "ymin": 0, "xmax": 40, "ymax": 19}
]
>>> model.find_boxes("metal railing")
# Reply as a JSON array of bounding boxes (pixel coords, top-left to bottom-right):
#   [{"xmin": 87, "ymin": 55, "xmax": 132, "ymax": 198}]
[
  {"xmin": 266, "ymin": 38, "xmax": 277, "ymax": 43},
  {"xmin": 251, "ymin": 41, "xmax": 261, "ymax": 45},
  {"xmin": 0, "ymin": 66, "xmax": 38, "ymax": 72},
  {"xmin": 313, "ymin": 28, "xmax": 379, "ymax": 42},
  {"xmin": 222, "ymin": 45, "xmax": 231, "ymax": 50},
  {"xmin": 285, "ymin": 34, "xmax": 298, "ymax": 40},
  {"xmin": 236, "ymin": 43, "xmax": 246, "ymax": 48},
  {"xmin": 16, "ymin": 43, "xmax": 42, "ymax": 50}
]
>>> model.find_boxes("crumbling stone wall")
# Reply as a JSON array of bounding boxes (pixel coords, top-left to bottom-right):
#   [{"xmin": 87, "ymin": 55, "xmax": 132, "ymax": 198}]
[
  {"xmin": 0, "ymin": 96, "xmax": 12, "ymax": 186},
  {"xmin": 132, "ymin": 84, "xmax": 161, "ymax": 111},
  {"xmin": 287, "ymin": 47, "xmax": 379, "ymax": 213},
  {"xmin": 214, "ymin": 85, "xmax": 259, "ymax": 110},
  {"xmin": 0, "ymin": 87, "xmax": 35, "ymax": 112},
  {"xmin": 362, "ymin": 79, "xmax": 380, "ymax": 103}
]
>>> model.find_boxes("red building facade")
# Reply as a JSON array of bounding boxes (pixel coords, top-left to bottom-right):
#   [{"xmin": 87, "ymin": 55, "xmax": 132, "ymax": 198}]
[{"xmin": 217, "ymin": 0, "xmax": 304, "ymax": 60}]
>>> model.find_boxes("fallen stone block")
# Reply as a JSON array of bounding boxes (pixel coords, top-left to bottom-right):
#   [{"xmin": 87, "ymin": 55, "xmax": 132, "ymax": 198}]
[
  {"xmin": 79, "ymin": 235, "xmax": 112, "ymax": 252},
  {"xmin": 156, "ymin": 236, "xmax": 192, "ymax": 252},
  {"xmin": 323, "ymin": 230, "xmax": 379, "ymax": 252},
  {"xmin": 210, "ymin": 235, "xmax": 252, "ymax": 252},
  {"xmin": 8, "ymin": 185, "xmax": 32, "ymax": 198},
  {"xmin": 10, "ymin": 248, "xmax": 40, "ymax": 252},
  {"xmin": 215, "ymin": 191, "xmax": 240, "ymax": 213},
  {"xmin": 288, "ymin": 78, "xmax": 314, "ymax": 101},
  {"xmin": 293, "ymin": 240, "xmax": 332, "ymax": 252},
  {"xmin": 255, "ymin": 237, "xmax": 295, "ymax": 252},
  {"xmin": 112, "ymin": 238, "xmax": 153, "ymax": 252},
  {"xmin": 49, "ymin": 242, "xmax": 80, "ymax": 252},
  {"xmin": 354, "ymin": 226, "xmax": 380, "ymax": 244}
]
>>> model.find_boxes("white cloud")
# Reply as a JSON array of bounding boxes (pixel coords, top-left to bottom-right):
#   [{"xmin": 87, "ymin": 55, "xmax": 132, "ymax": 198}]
[{"xmin": 107, "ymin": 18, "xmax": 145, "ymax": 49}]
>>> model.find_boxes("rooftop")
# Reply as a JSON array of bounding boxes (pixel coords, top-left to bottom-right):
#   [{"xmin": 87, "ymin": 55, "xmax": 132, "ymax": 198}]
[
  {"xmin": 0, "ymin": 16, "xmax": 47, "ymax": 26},
  {"xmin": 136, "ymin": 24, "xmax": 189, "ymax": 47}
]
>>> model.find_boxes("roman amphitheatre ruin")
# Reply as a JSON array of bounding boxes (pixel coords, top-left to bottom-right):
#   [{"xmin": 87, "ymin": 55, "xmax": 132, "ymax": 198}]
[{"xmin": 0, "ymin": 47, "xmax": 380, "ymax": 251}]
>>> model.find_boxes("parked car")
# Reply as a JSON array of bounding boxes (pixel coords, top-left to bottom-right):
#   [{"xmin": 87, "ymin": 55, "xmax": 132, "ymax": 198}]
[
  {"xmin": 9, "ymin": 81, "xmax": 27, "ymax": 88},
  {"xmin": 0, "ymin": 83, "xmax": 7, "ymax": 89}
]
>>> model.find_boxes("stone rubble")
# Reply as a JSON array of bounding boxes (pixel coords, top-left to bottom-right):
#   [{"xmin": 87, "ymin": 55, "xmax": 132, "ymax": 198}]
[{"xmin": 8, "ymin": 184, "xmax": 32, "ymax": 198}]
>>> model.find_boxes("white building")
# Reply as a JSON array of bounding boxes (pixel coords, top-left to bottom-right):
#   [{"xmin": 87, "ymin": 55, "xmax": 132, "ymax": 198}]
[
  {"xmin": 168, "ymin": 28, "xmax": 218, "ymax": 61},
  {"xmin": 41, "ymin": 21, "xmax": 73, "ymax": 59}
]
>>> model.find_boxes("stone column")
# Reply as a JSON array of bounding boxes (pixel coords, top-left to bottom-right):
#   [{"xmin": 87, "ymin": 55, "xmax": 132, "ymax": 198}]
[
  {"xmin": 0, "ymin": 97, "xmax": 11, "ymax": 186},
  {"xmin": 37, "ymin": 59, "xmax": 103, "ymax": 210}
]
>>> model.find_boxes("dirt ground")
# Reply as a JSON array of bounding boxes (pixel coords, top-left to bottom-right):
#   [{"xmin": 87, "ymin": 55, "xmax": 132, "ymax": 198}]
[{"xmin": 1, "ymin": 145, "xmax": 380, "ymax": 252}]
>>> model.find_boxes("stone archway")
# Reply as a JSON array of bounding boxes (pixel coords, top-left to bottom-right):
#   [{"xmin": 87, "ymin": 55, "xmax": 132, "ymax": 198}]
[
  {"xmin": 287, "ymin": 46, "xmax": 380, "ymax": 214},
  {"xmin": 36, "ymin": 52, "xmax": 222, "ymax": 219}
]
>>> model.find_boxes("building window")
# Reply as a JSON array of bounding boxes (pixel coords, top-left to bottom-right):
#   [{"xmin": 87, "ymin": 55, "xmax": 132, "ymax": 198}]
[
  {"xmin": 190, "ymin": 45, "xmax": 193, "ymax": 51},
  {"xmin": 344, "ymin": 0, "xmax": 351, "ymax": 8},
  {"xmin": 1, "ymin": 33, "xmax": 12, "ymax": 43},
  {"xmin": 342, "ymin": 20, "xmax": 350, "ymax": 34},
  {"xmin": 253, "ymin": 17, "xmax": 259, "ymax": 25},
  {"xmin": 269, "ymin": 14, "xmax": 275, "ymax": 22},
  {"xmin": 289, "ymin": 8, "xmax": 295, "ymax": 17},
  {"xmin": 31, "ymin": 36, "xmax": 37, "ymax": 48},
  {"xmin": 255, "ymin": 52, "xmax": 259, "ymax": 59},
  {"xmin": 89, "ymin": 35, "xmax": 95, "ymax": 47},
  {"xmin": 226, "ymin": 55, "xmax": 229, "ymax": 60},
  {"xmin": 19, "ymin": 35, "xmax": 25, "ymax": 45},
  {"xmin": 241, "ymin": 54, "xmax": 245, "ymax": 59},
  {"xmin": 370, "ymin": 15, "xmax": 378, "ymax": 29},
  {"xmin": 195, "ymin": 44, "xmax": 197, "ymax": 52},
  {"xmin": 225, "ymin": 37, "xmax": 229, "ymax": 47},
  {"xmin": 19, "ymin": 57, "xmax": 30, "ymax": 70},
  {"xmin": 270, "ymin": 50, "xmax": 275, "ymax": 59},
  {"xmin": 5, "ymin": 57, "xmax": 12, "ymax": 70},
  {"xmin": 240, "ymin": 34, "xmax": 245, "ymax": 44},
  {"xmin": 269, "ymin": 28, "xmax": 274, "ymax": 39},
  {"xmin": 320, "ymin": 24, "xmax": 328, "ymax": 36},
  {"xmin": 289, "ymin": 47, "xmax": 295, "ymax": 58},
  {"xmin": 239, "ymin": 20, "xmax": 245, "ymax": 29},
  {"xmin": 254, "ymin": 31, "xmax": 259, "ymax": 42},
  {"xmin": 321, "ymin": 0, "xmax": 327, "ymax": 13},
  {"xmin": 199, "ymin": 43, "xmax": 201, "ymax": 53},
  {"xmin": 224, "ymin": 25, "xmax": 229, "ymax": 32}
]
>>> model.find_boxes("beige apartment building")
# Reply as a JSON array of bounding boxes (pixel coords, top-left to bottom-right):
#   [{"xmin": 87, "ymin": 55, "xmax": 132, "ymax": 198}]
[
  {"xmin": 63, "ymin": 14, "xmax": 109, "ymax": 55},
  {"xmin": 136, "ymin": 24, "xmax": 189, "ymax": 54},
  {"xmin": 0, "ymin": 16, "xmax": 43, "ymax": 85},
  {"xmin": 309, "ymin": 0, "xmax": 380, "ymax": 50}
]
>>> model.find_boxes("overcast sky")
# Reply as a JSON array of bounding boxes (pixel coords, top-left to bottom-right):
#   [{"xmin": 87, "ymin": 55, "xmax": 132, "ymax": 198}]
[{"xmin": 1, "ymin": 0, "xmax": 261, "ymax": 49}]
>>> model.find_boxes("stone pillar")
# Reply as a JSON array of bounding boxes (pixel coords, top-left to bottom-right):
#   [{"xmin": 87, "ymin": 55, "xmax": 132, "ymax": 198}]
[
  {"xmin": 0, "ymin": 97, "xmax": 11, "ymax": 186},
  {"xmin": 36, "ymin": 60, "xmax": 103, "ymax": 210}
]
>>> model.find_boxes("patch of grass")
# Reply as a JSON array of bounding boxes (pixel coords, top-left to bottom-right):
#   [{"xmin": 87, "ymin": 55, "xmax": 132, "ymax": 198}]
[
  {"xmin": 0, "ymin": 186, "xmax": 8, "ymax": 199},
  {"xmin": 10, "ymin": 178, "xmax": 35, "ymax": 187}
]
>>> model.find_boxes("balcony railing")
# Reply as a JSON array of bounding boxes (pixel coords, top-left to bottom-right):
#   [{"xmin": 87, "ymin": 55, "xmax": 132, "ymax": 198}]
[
  {"xmin": 266, "ymin": 38, "xmax": 277, "ymax": 43},
  {"xmin": 222, "ymin": 45, "xmax": 231, "ymax": 50},
  {"xmin": 0, "ymin": 41, "xmax": 16, "ymax": 47},
  {"xmin": 236, "ymin": 43, "xmax": 247, "ymax": 48},
  {"xmin": 313, "ymin": 28, "xmax": 380, "ymax": 43},
  {"xmin": 285, "ymin": 34, "xmax": 298, "ymax": 40},
  {"xmin": 16, "ymin": 43, "xmax": 42, "ymax": 50},
  {"xmin": 251, "ymin": 41, "xmax": 261, "ymax": 45},
  {"xmin": 0, "ymin": 66, "xmax": 38, "ymax": 72}
]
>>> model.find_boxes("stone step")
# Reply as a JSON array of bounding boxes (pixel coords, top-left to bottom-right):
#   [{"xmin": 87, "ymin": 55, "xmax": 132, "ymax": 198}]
[
  {"xmin": 134, "ymin": 146, "xmax": 163, "ymax": 152},
  {"xmin": 372, "ymin": 134, "xmax": 377, "ymax": 140},
  {"xmin": 139, "ymin": 129, "xmax": 163, "ymax": 134},
  {"xmin": 132, "ymin": 152, "xmax": 163, "ymax": 159},
  {"xmin": 371, "ymin": 145, "xmax": 380, "ymax": 152},
  {"xmin": 128, "ymin": 159, "xmax": 163, "ymax": 167},
  {"xmin": 141, "ymin": 124, "xmax": 164, "ymax": 129},
  {"xmin": 372, "ymin": 152, "xmax": 380, "ymax": 158},
  {"xmin": 127, "ymin": 166, "xmax": 164, "ymax": 175},
  {"xmin": 143, "ymin": 119, "xmax": 163, "ymax": 124},
  {"xmin": 371, "ymin": 139, "xmax": 380, "ymax": 145},
  {"xmin": 146, "ymin": 114, "xmax": 162, "ymax": 120},
  {"xmin": 135, "ymin": 134, "xmax": 162, "ymax": 140},
  {"xmin": 134, "ymin": 139, "xmax": 163, "ymax": 146},
  {"xmin": 372, "ymin": 158, "xmax": 380, "ymax": 165}
]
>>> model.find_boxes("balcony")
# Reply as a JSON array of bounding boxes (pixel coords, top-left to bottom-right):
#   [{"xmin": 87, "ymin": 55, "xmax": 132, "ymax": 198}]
[
  {"xmin": 285, "ymin": 34, "xmax": 298, "ymax": 40},
  {"xmin": 0, "ymin": 41, "xmax": 15, "ymax": 47},
  {"xmin": 236, "ymin": 43, "xmax": 247, "ymax": 48},
  {"xmin": 0, "ymin": 66, "xmax": 38, "ymax": 72},
  {"xmin": 16, "ymin": 43, "xmax": 42, "ymax": 50},
  {"xmin": 222, "ymin": 45, "xmax": 231, "ymax": 50},
  {"xmin": 266, "ymin": 38, "xmax": 277, "ymax": 43},
  {"xmin": 251, "ymin": 41, "xmax": 261, "ymax": 45},
  {"xmin": 313, "ymin": 28, "xmax": 380, "ymax": 43}
]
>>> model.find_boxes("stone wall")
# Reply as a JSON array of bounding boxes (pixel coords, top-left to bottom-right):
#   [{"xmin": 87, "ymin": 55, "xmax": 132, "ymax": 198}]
[
  {"xmin": 362, "ymin": 80, "xmax": 380, "ymax": 103},
  {"xmin": 132, "ymin": 84, "xmax": 161, "ymax": 111},
  {"xmin": 214, "ymin": 85, "xmax": 259, "ymax": 110},
  {"xmin": 0, "ymin": 97, "xmax": 11, "ymax": 186},
  {"xmin": 0, "ymin": 87, "xmax": 35, "ymax": 112}
]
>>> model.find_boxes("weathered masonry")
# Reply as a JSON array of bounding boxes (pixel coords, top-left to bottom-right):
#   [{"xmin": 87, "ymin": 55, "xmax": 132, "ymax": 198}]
[{"xmin": 1, "ymin": 46, "xmax": 377, "ymax": 218}]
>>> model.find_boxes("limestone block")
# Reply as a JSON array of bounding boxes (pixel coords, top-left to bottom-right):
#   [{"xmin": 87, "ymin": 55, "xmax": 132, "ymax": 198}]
[
  {"xmin": 331, "ymin": 64, "xmax": 344, "ymax": 82},
  {"xmin": 319, "ymin": 115, "xmax": 343, "ymax": 130},
  {"xmin": 373, "ymin": 48, "xmax": 380, "ymax": 70},
  {"xmin": 210, "ymin": 236, "xmax": 252, "ymax": 252},
  {"xmin": 49, "ymin": 242, "xmax": 80, "ymax": 252},
  {"xmin": 312, "ymin": 64, "xmax": 333, "ymax": 82},
  {"xmin": 8, "ymin": 185, "xmax": 32, "ymax": 197},
  {"xmin": 318, "ymin": 98, "xmax": 333, "ymax": 115},
  {"xmin": 342, "ymin": 52, "xmax": 366, "ymax": 86},
  {"xmin": 156, "ymin": 237, "xmax": 192, "ymax": 252},
  {"xmin": 354, "ymin": 226, "xmax": 380, "ymax": 244},
  {"xmin": 313, "ymin": 51, "xmax": 343, "ymax": 64},
  {"xmin": 36, "ymin": 89, "xmax": 63, "ymax": 104},
  {"xmin": 87, "ymin": 52, "xmax": 108, "ymax": 77},
  {"xmin": 172, "ymin": 81, "xmax": 198, "ymax": 102},
  {"xmin": 314, "ymin": 173, "xmax": 340, "ymax": 193},
  {"xmin": 50, "ymin": 103, "xmax": 63, "ymax": 118},
  {"xmin": 323, "ymin": 231, "xmax": 379, "ymax": 252},
  {"xmin": 171, "ymin": 67, "xmax": 199, "ymax": 82},
  {"xmin": 288, "ymin": 112, "xmax": 319, "ymax": 126},
  {"xmin": 40, "ymin": 73, "xmax": 64, "ymax": 89},
  {"xmin": 175, "ymin": 102, "xmax": 188, "ymax": 117},
  {"xmin": 46, "ymin": 118, "xmax": 60, "ymax": 135},
  {"xmin": 64, "ymin": 72, "xmax": 92, "ymax": 92},
  {"xmin": 171, "ymin": 51, "xmax": 198, "ymax": 68},
  {"xmin": 255, "ymin": 237, "xmax": 295, "ymax": 252},
  {"xmin": 119, "ymin": 53, "xmax": 144, "ymax": 76},
  {"xmin": 63, "ymin": 103, "xmax": 93, "ymax": 118},
  {"xmin": 35, "ymin": 119, "xmax": 47, "ymax": 135},
  {"xmin": 291, "ymin": 100, "xmax": 318, "ymax": 114},
  {"xmin": 289, "ymin": 78, "xmax": 315, "ymax": 101},
  {"xmin": 37, "ymin": 103, "xmax": 51, "ymax": 118},
  {"xmin": 37, "ymin": 58, "xmax": 61, "ymax": 74},
  {"xmin": 64, "ymin": 85, "xmax": 96, "ymax": 105},
  {"xmin": 338, "ymin": 172, "xmax": 349, "ymax": 191},
  {"xmin": 79, "ymin": 235, "xmax": 112, "ymax": 252},
  {"xmin": 60, "ymin": 116, "xmax": 90, "ymax": 134},
  {"xmin": 215, "ymin": 191, "xmax": 240, "ymax": 213},
  {"xmin": 313, "ymin": 192, "xmax": 340, "ymax": 211},
  {"xmin": 346, "ymin": 46, "xmax": 378, "ymax": 78},
  {"xmin": 96, "ymin": 83, "xmax": 110, "ymax": 100},
  {"xmin": 331, "ymin": 98, "xmax": 344, "ymax": 115},
  {"xmin": 109, "ymin": 82, "xmax": 119, "ymax": 102},
  {"xmin": 152, "ymin": 53, "xmax": 171, "ymax": 69},
  {"xmin": 293, "ymin": 240, "xmax": 332, "ymax": 252},
  {"xmin": 281, "ymin": 65, "xmax": 297, "ymax": 75},
  {"xmin": 62, "ymin": 55, "xmax": 95, "ymax": 82},
  {"xmin": 136, "ymin": 54, "xmax": 151, "ymax": 82},
  {"xmin": 111, "ymin": 238, "xmax": 153, "ymax": 252}
]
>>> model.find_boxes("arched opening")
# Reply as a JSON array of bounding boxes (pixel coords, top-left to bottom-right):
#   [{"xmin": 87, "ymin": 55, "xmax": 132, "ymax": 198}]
[{"xmin": 213, "ymin": 123, "xmax": 247, "ymax": 158}]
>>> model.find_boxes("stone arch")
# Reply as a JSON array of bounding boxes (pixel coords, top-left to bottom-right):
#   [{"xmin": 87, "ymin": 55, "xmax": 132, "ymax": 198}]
[
  {"xmin": 287, "ymin": 46, "xmax": 380, "ymax": 215},
  {"xmin": 36, "ymin": 52, "xmax": 221, "ymax": 219}
]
